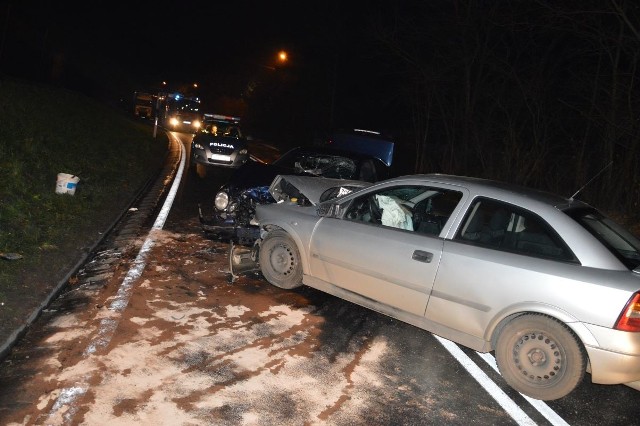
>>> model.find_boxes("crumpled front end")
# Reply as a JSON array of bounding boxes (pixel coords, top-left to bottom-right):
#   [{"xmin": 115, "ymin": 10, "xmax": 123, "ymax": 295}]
[
  {"xmin": 268, "ymin": 175, "xmax": 371, "ymax": 205},
  {"xmin": 201, "ymin": 175, "xmax": 369, "ymax": 245},
  {"xmin": 199, "ymin": 185, "xmax": 274, "ymax": 245}
]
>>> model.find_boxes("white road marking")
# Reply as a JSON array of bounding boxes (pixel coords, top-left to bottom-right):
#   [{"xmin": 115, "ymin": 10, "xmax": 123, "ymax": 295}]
[
  {"xmin": 434, "ymin": 335, "xmax": 538, "ymax": 426},
  {"xmin": 47, "ymin": 133, "xmax": 185, "ymax": 423},
  {"xmin": 476, "ymin": 351, "xmax": 570, "ymax": 426}
]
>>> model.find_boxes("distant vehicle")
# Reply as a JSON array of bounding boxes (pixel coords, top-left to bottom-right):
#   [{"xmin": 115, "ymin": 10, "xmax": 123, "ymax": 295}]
[
  {"xmin": 190, "ymin": 114, "xmax": 248, "ymax": 178},
  {"xmin": 199, "ymin": 129, "xmax": 395, "ymax": 245},
  {"xmin": 132, "ymin": 91, "xmax": 155, "ymax": 118},
  {"xmin": 158, "ymin": 93, "xmax": 202, "ymax": 133},
  {"xmin": 253, "ymin": 173, "xmax": 640, "ymax": 400}
]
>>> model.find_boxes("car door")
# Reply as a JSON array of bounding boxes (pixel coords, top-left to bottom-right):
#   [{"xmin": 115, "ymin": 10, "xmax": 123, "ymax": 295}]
[
  {"xmin": 424, "ymin": 197, "xmax": 580, "ymax": 338},
  {"xmin": 308, "ymin": 184, "xmax": 464, "ymax": 316}
]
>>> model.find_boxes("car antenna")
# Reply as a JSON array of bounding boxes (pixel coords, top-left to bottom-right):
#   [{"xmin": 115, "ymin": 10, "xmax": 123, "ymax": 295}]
[{"xmin": 569, "ymin": 160, "xmax": 613, "ymax": 200}]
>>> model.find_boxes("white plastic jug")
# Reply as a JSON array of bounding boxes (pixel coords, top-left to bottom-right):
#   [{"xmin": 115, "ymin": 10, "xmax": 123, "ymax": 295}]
[{"xmin": 55, "ymin": 173, "xmax": 80, "ymax": 195}]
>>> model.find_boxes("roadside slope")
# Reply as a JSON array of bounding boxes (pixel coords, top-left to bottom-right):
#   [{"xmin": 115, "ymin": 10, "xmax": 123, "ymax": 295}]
[{"xmin": 0, "ymin": 78, "xmax": 168, "ymax": 356}]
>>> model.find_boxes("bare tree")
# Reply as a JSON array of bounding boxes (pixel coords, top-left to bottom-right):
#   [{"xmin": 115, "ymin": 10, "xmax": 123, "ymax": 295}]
[{"xmin": 369, "ymin": 0, "xmax": 640, "ymax": 218}]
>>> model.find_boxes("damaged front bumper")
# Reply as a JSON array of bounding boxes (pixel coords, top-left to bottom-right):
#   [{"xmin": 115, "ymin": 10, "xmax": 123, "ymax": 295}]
[{"xmin": 198, "ymin": 204, "xmax": 261, "ymax": 245}]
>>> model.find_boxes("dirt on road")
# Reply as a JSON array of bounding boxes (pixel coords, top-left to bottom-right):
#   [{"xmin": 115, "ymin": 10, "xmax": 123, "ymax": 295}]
[{"xmin": 1, "ymin": 213, "xmax": 500, "ymax": 425}]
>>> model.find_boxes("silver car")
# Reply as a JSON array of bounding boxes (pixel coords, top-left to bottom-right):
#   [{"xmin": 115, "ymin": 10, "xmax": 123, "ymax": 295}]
[{"xmin": 254, "ymin": 173, "xmax": 640, "ymax": 400}]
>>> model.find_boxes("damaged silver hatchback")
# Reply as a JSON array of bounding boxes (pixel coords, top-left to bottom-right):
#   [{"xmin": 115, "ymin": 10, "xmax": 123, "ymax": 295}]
[{"xmin": 249, "ymin": 173, "xmax": 640, "ymax": 401}]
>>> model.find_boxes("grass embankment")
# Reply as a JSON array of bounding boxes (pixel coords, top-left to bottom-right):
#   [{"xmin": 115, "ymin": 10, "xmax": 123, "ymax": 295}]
[{"xmin": 0, "ymin": 78, "xmax": 168, "ymax": 315}]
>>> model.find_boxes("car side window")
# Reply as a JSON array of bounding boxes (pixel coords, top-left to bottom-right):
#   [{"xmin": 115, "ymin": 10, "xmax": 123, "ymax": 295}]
[
  {"xmin": 225, "ymin": 126, "xmax": 241, "ymax": 138},
  {"xmin": 344, "ymin": 185, "xmax": 462, "ymax": 236},
  {"xmin": 456, "ymin": 198, "xmax": 577, "ymax": 262}
]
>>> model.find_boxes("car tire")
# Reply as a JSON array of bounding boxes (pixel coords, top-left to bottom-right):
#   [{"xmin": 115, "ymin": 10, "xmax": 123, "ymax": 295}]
[
  {"xmin": 259, "ymin": 230, "xmax": 303, "ymax": 289},
  {"xmin": 195, "ymin": 163, "xmax": 207, "ymax": 179},
  {"xmin": 495, "ymin": 313, "xmax": 586, "ymax": 400}
]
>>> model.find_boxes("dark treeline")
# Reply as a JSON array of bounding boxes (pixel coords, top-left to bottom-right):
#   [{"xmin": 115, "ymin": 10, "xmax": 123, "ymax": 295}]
[{"xmin": 367, "ymin": 0, "xmax": 640, "ymax": 217}]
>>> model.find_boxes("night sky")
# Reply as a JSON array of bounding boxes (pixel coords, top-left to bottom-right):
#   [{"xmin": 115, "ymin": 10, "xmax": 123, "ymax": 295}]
[
  {"xmin": 0, "ymin": 1, "xmax": 390, "ymax": 132},
  {"xmin": 1, "ymin": 1, "xmax": 344, "ymax": 80}
]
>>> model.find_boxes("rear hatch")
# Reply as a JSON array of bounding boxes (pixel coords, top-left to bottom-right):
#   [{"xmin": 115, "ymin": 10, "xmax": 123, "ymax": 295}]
[{"xmin": 327, "ymin": 129, "xmax": 394, "ymax": 167}]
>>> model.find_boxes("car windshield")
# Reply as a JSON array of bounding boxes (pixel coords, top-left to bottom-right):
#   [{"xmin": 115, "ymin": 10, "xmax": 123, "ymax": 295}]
[
  {"xmin": 567, "ymin": 207, "xmax": 640, "ymax": 270},
  {"xmin": 201, "ymin": 123, "xmax": 241, "ymax": 138},
  {"xmin": 274, "ymin": 150, "xmax": 358, "ymax": 179}
]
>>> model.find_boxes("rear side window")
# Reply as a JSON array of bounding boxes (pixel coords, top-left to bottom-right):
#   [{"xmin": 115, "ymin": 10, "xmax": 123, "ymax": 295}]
[
  {"xmin": 456, "ymin": 198, "xmax": 577, "ymax": 262},
  {"xmin": 567, "ymin": 208, "xmax": 640, "ymax": 270}
]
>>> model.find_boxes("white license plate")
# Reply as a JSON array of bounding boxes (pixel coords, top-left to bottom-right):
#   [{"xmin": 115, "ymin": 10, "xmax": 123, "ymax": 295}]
[{"xmin": 211, "ymin": 154, "xmax": 231, "ymax": 161}]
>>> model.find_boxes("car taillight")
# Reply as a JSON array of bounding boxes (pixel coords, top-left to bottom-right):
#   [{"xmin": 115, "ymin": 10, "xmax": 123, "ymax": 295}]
[{"xmin": 615, "ymin": 292, "xmax": 640, "ymax": 332}]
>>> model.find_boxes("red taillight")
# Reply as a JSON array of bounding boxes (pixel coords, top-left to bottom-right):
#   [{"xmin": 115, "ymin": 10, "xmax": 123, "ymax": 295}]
[{"xmin": 615, "ymin": 292, "xmax": 640, "ymax": 332}]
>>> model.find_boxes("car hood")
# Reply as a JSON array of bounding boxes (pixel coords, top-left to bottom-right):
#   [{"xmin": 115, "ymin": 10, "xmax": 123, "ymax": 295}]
[
  {"xmin": 268, "ymin": 175, "xmax": 371, "ymax": 205},
  {"xmin": 194, "ymin": 134, "xmax": 247, "ymax": 148}
]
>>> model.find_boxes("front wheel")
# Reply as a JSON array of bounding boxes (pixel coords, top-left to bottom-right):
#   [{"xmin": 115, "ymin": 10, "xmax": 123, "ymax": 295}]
[
  {"xmin": 495, "ymin": 314, "xmax": 586, "ymax": 400},
  {"xmin": 259, "ymin": 230, "xmax": 303, "ymax": 289}
]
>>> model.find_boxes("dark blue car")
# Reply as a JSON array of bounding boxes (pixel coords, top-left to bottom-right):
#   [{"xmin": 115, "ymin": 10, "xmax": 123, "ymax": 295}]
[{"xmin": 199, "ymin": 130, "xmax": 395, "ymax": 244}]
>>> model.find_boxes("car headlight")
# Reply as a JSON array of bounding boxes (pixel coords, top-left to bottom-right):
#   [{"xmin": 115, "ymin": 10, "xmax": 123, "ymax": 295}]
[
  {"xmin": 193, "ymin": 120, "xmax": 201, "ymax": 129},
  {"xmin": 193, "ymin": 142, "xmax": 204, "ymax": 150},
  {"xmin": 169, "ymin": 117, "xmax": 179, "ymax": 126},
  {"xmin": 239, "ymin": 148, "xmax": 248, "ymax": 155},
  {"xmin": 215, "ymin": 191, "xmax": 229, "ymax": 211}
]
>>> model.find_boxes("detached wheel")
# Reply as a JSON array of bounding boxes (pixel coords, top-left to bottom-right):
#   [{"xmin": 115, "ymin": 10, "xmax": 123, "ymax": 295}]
[
  {"xmin": 495, "ymin": 314, "xmax": 586, "ymax": 400},
  {"xmin": 259, "ymin": 230, "xmax": 303, "ymax": 289},
  {"xmin": 195, "ymin": 163, "xmax": 207, "ymax": 178}
]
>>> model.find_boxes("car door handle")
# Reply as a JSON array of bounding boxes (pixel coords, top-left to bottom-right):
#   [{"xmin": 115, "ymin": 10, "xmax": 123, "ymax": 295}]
[{"xmin": 412, "ymin": 250, "xmax": 433, "ymax": 263}]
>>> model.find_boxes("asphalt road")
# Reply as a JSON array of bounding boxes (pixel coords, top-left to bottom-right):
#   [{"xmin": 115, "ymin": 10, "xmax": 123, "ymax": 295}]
[{"xmin": 0, "ymin": 132, "xmax": 638, "ymax": 425}]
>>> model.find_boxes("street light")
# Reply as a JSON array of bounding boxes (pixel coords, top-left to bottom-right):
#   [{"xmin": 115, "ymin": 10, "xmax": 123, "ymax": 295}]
[{"xmin": 259, "ymin": 51, "xmax": 288, "ymax": 71}]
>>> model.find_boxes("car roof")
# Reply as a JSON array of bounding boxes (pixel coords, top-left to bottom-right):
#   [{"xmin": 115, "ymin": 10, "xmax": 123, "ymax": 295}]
[
  {"xmin": 392, "ymin": 173, "xmax": 590, "ymax": 210},
  {"xmin": 277, "ymin": 145, "xmax": 386, "ymax": 163}
]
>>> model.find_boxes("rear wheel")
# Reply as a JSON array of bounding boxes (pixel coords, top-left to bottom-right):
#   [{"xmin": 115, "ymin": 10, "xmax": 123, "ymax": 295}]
[
  {"xmin": 259, "ymin": 230, "xmax": 303, "ymax": 289},
  {"xmin": 495, "ymin": 314, "xmax": 586, "ymax": 400}
]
